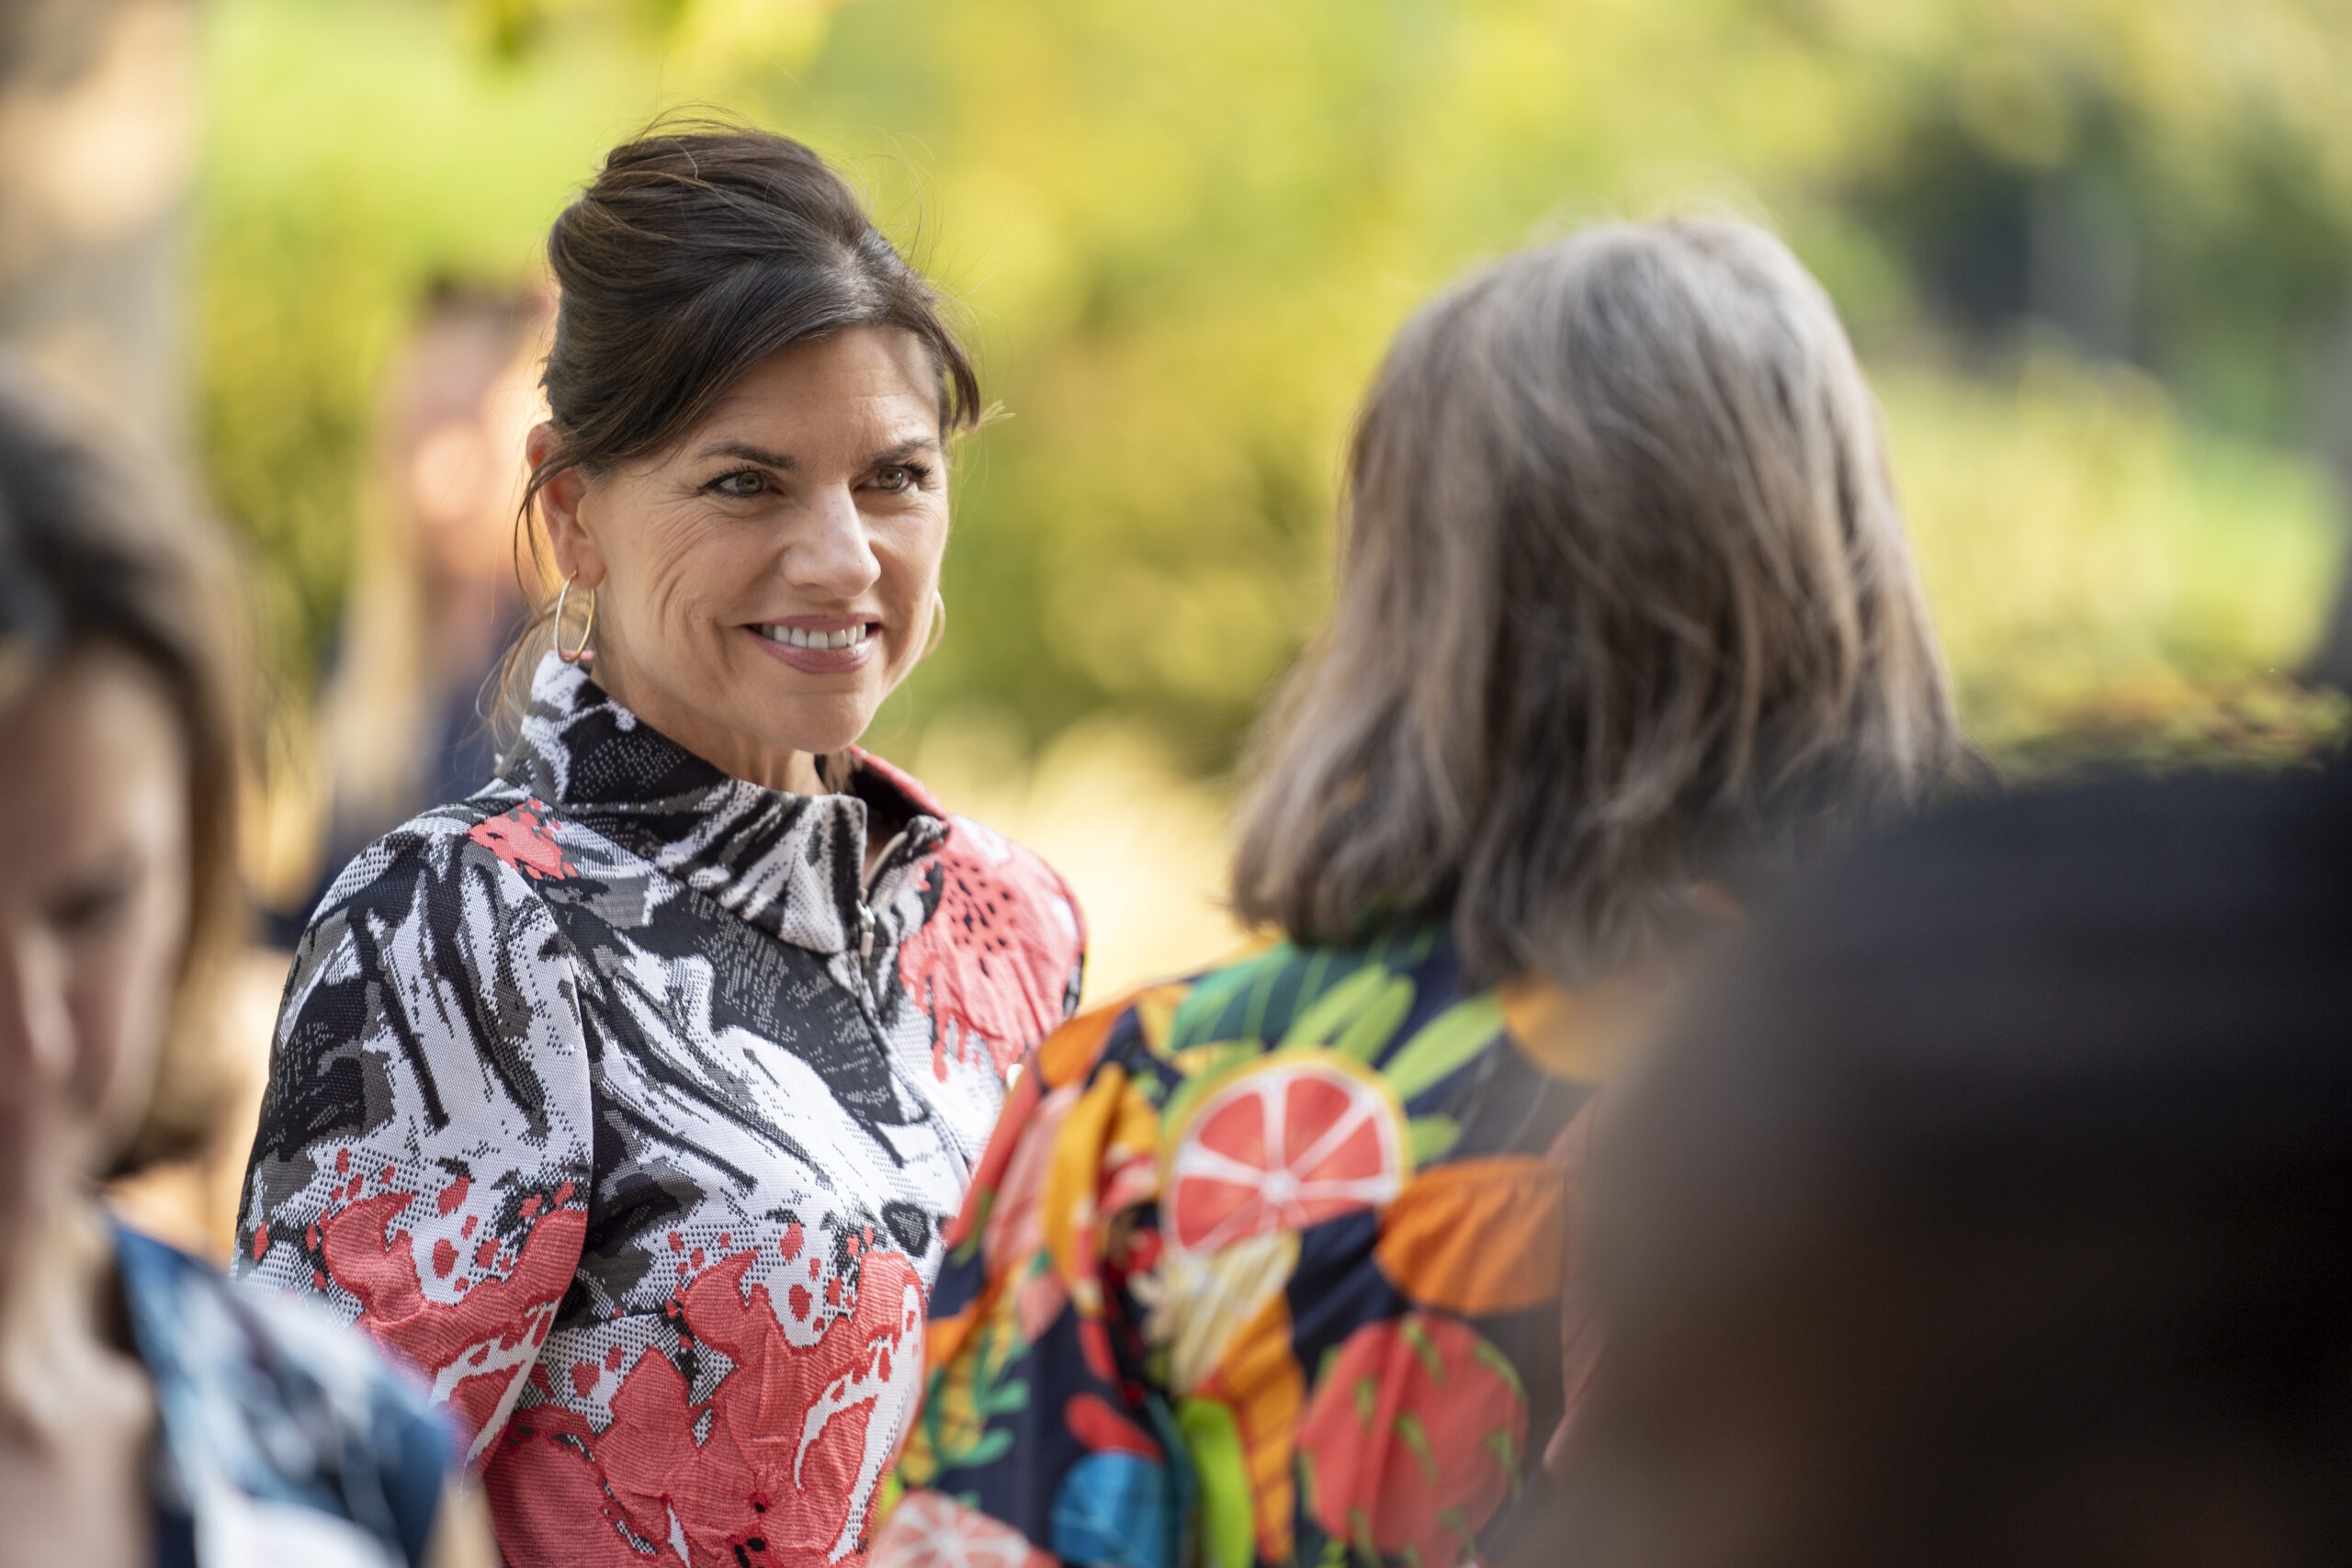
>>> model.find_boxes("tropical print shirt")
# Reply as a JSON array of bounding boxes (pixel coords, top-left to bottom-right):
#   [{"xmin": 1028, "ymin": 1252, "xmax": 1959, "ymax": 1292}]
[
  {"xmin": 876, "ymin": 925, "xmax": 1594, "ymax": 1568},
  {"xmin": 116, "ymin": 1221, "xmax": 453, "ymax": 1568},
  {"xmin": 234, "ymin": 652, "xmax": 1086, "ymax": 1568}
]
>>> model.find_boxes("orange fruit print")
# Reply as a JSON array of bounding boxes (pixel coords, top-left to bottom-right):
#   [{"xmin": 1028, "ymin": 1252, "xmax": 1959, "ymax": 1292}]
[
  {"xmin": 873, "ymin": 1490, "xmax": 1054, "ymax": 1568},
  {"xmin": 1168, "ymin": 1056, "xmax": 1405, "ymax": 1255}
]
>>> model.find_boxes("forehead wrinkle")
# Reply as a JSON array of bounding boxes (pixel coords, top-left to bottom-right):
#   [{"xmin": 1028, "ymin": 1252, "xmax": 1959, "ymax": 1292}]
[{"xmin": 697, "ymin": 438, "xmax": 797, "ymax": 469}]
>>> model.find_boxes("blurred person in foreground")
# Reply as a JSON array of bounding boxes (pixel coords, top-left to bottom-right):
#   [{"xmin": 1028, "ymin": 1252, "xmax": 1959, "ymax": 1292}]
[
  {"xmin": 876, "ymin": 215, "xmax": 1966, "ymax": 1568},
  {"xmin": 1570, "ymin": 767, "xmax": 2352, "ymax": 1568},
  {"xmin": 263, "ymin": 282, "xmax": 551, "ymax": 947},
  {"xmin": 0, "ymin": 369, "xmax": 492, "ymax": 1565},
  {"xmin": 234, "ymin": 123, "xmax": 1085, "ymax": 1567}
]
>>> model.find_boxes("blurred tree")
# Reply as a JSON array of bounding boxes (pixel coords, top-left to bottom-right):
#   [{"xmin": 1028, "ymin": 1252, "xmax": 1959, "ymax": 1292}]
[
  {"xmin": 0, "ymin": 0, "xmax": 193, "ymax": 455},
  {"xmin": 196, "ymin": 0, "xmax": 2352, "ymax": 774}
]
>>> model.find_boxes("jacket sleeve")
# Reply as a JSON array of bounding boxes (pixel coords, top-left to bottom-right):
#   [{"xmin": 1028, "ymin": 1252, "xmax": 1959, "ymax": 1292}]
[
  {"xmin": 233, "ymin": 821, "xmax": 593, "ymax": 1469},
  {"xmin": 877, "ymin": 999, "xmax": 1180, "ymax": 1568}
]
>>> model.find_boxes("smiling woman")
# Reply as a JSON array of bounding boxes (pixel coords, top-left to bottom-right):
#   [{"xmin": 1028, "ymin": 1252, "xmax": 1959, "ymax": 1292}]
[
  {"xmin": 530, "ymin": 326, "xmax": 952, "ymax": 795},
  {"xmin": 233, "ymin": 123, "xmax": 1087, "ymax": 1568}
]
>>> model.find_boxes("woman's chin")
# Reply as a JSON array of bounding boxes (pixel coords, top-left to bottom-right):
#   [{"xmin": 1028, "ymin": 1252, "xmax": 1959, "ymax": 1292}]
[{"xmin": 741, "ymin": 696, "xmax": 880, "ymax": 767}]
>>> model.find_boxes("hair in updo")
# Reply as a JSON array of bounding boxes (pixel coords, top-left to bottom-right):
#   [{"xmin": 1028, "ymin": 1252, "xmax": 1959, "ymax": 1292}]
[{"xmin": 500, "ymin": 118, "xmax": 981, "ymax": 728}]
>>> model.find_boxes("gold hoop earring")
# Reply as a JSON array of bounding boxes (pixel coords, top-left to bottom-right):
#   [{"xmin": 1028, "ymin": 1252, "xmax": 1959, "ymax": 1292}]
[
  {"xmin": 554, "ymin": 572, "xmax": 597, "ymax": 665},
  {"xmin": 923, "ymin": 591, "xmax": 947, "ymax": 660}
]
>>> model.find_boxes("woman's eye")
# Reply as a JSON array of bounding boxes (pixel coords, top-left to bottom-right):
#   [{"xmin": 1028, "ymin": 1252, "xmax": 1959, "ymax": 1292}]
[
  {"xmin": 49, "ymin": 874, "xmax": 134, "ymax": 941},
  {"xmin": 871, "ymin": 464, "xmax": 932, "ymax": 495},
  {"xmin": 707, "ymin": 468, "xmax": 767, "ymax": 498}
]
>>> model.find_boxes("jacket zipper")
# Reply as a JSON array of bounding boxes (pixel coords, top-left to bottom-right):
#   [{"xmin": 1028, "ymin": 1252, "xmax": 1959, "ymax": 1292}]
[
  {"xmin": 856, "ymin": 828, "xmax": 913, "ymax": 967},
  {"xmin": 851, "ymin": 816, "xmax": 973, "ymax": 1182}
]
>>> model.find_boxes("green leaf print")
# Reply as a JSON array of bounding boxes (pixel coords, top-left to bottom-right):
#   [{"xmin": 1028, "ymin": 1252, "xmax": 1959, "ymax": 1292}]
[
  {"xmin": 1471, "ymin": 1340, "xmax": 1528, "ymax": 1403},
  {"xmin": 1484, "ymin": 1428, "xmax": 1521, "ymax": 1489},
  {"xmin": 1406, "ymin": 1115, "xmax": 1461, "ymax": 1166},
  {"xmin": 1382, "ymin": 994, "xmax": 1504, "ymax": 1102},
  {"xmin": 1170, "ymin": 944, "xmax": 1295, "ymax": 1051},
  {"xmin": 1399, "ymin": 1317, "xmax": 1446, "ymax": 1383},
  {"xmin": 1333, "ymin": 976, "xmax": 1417, "ymax": 1063},
  {"xmin": 1280, "ymin": 964, "xmax": 1389, "ymax": 1050},
  {"xmin": 1439, "ymin": 1508, "xmax": 1477, "ymax": 1558},
  {"xmin": 1177, "ymin": 1398, "xmax": 1255, "ymax": 1568},
  {"xmin": 949, "ymin": 1188, "xmax": 995, "ymax": 1268},
  {"xmin": 1395, "ymin": 1412, "xmax": 1437, "ymax": 1483}
]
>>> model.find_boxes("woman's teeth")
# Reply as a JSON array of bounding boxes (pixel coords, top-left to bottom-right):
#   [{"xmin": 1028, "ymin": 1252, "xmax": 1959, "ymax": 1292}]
[{"xmin": 763, "ymin": 624, "xmax": 869, "ymax": 650}]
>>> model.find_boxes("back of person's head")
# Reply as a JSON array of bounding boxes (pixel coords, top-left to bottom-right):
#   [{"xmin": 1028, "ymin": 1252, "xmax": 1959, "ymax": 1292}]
[
  {"xmin": 1577, "ymin": 767, "xmax": 2352, "ymax": 1568},
  {"xmin": 1231, "ymin": 216, "xmax": 1963, "ymax": 987},
  {"xmin": 311, "ymin": 277, "xmax": 550, "ymax": 853},
  {"xmin": 0, "ymin": 366, "xmax": 242, "ymax": 1175}
]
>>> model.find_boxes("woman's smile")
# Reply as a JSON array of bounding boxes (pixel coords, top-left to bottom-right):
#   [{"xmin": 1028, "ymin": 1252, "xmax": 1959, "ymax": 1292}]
[{"xmin": 748, "ymin": 614, "xmax": 883, "ymax": 674}]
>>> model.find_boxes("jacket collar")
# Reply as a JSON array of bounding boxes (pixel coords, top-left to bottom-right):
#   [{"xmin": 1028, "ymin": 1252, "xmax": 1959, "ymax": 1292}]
[{"xmin": 497, "ymin": 652, "xmax": 945, "ymax": 955}]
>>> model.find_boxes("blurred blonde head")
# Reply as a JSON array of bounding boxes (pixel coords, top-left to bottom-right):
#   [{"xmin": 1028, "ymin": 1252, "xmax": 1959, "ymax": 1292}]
[
  {"xmin": 317, "ymin": 283, "xmax": 550, "ymax": 837},
  {"xmin": 1232, "ymin": 216, "xmax": 1965, "ymax": 987}
]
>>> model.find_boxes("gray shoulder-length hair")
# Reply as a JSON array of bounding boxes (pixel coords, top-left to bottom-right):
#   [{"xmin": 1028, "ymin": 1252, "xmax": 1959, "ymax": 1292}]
[{"xmin": 1230, "ymin": 217, "xmax": 1967, "ymax": 987}]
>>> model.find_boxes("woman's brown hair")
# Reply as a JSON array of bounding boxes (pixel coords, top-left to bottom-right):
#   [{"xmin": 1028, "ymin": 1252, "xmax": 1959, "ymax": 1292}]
[
  {"xmin": 1230, "ymin": 217, "xmax": 1965, "ymax": 987},
  {"xmin": 499, "ymin": 118, "xmax": 980, "ymax": 731},
  {"xmin": 0, "ymin": 365, "xmax": 244, "ymax": 1170}
]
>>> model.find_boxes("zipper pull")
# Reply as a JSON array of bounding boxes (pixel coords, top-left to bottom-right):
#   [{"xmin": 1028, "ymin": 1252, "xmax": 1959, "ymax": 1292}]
[{"xmin": 857, "ymin": 902, "xmax": 876, "ymax": 963}]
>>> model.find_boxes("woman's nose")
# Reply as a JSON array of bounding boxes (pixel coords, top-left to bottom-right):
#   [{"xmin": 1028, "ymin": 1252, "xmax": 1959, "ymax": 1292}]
[
  {"xmin": 784, "ymin": 484, "xmax": 882, "ymax": 601},
  {"xmin": 0, "ymin": 933, "xmax": 74, "ymax": 1090}
]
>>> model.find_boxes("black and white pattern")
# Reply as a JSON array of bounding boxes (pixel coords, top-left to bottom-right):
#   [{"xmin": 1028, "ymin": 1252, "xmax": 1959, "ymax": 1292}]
[{"xmin": 235, "ymin": 652, "xmax": 1084, "ymax": 1568}]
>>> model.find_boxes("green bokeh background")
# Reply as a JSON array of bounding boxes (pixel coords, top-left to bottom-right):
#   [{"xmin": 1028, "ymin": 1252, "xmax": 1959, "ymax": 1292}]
[{"xmin": 198, "ymin": 0, "xmax": 2352, "ymax": 775}]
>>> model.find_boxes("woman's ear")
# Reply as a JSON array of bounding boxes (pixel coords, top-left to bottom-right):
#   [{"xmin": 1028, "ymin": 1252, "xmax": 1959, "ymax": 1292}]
[{"xmin": 526, "ymin": 422, "xmax": 605, "ymax": 590}]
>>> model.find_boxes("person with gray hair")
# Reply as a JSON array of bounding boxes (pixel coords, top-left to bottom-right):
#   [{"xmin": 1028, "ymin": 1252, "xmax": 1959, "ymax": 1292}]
[{"xmin": 875, "ymin": 216, "xmax": 1966, "ymax": 1568}]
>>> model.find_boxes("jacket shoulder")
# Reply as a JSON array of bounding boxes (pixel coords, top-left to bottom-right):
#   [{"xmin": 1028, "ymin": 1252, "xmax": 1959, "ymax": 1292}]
[
  {"xmin": 938, "ymin": 813, "xmax": 1085, "ymax": 976},
  {"xmin": 302, "ymin": 789, "xmax": 569, "ymax": 932},
  {"xmin": 895, "ymin": 813, "xmax": 1089, "ymax": 1065}
]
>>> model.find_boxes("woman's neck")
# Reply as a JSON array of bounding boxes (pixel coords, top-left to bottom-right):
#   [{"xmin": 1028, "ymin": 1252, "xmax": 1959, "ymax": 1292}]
[
  {"xmin": 0, "ymin": 1195, "xmax": 145, "ymax": 1445},
  {"xmin": 585, "ymin": 648, "xmax": 828, "ymax": 796},
  {"xmin": 0, "ymin": 1191, "xmax": 157, "ymax": 1568}
]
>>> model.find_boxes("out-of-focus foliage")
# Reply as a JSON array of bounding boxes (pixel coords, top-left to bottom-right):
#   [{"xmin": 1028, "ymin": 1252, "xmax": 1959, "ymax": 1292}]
[
  {"xmin": 1888, "ymin": 355, "xmax": 2348, "ymax": 769},
  {"xmin": 200, "ymin": 0, "xmax": 2352, "ymax": 771}
]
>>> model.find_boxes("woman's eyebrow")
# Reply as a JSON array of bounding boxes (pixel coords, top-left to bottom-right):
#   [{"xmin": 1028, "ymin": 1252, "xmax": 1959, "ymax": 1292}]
[
  {"xmin": 868, "ymin": 436, "xmax": 943, "ymax": 467},
  {"xmin": 697, "ymin": 438, "xmax": 797, "ymax": 469}
]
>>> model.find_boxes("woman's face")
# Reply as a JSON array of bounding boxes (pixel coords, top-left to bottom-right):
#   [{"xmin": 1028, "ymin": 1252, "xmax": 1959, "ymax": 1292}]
[
  {"xmin": 0, "ymin": 649, "xmax": 190, "ymax": 1250},
  {"xmin": 537, "ymin": 326, "xmax": 950, "ymax": 791}
]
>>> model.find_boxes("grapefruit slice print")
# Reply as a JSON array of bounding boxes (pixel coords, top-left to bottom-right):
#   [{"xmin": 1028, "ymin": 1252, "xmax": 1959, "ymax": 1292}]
[
  {"xmin": 871, "ymin": 1489, "xmax": 1053, "ymax": 1568},
  {"xmin": 1167, "ymin": 1055, "xmax": 1406, "ymax": 1256}
]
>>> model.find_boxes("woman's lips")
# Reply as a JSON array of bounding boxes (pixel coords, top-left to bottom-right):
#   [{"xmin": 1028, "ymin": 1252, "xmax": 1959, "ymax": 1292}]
[{"xmin": 748, "ymin": 619, "xmax": 879, "ymax": 675}]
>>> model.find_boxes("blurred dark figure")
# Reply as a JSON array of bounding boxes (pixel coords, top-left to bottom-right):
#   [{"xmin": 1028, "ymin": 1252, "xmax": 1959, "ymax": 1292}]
[
  {"xmin": 1570, "ymin": 769, "xmax": 2352, "ymax": 1568},
  {"xmin": 264, "ymin": 280, "xmax": 548, "ymax": 942},
  {"xmin": 0, "ymin": 366, "xmax": 492, "ymax": 1565}
]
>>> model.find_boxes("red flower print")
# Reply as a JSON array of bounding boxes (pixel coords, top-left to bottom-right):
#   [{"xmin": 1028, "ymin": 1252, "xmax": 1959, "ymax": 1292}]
[
  {"xmin": 468, "ymin": 798, "xmax": 578, "ymax": 882},
  {"xmin": 317, "ymin": 1187, "xmax": 586, "ymax": 1454},
  {"xmin": 899, "ymin": 819, "xmax": 1080, "ymax": 1080},
  {"xmin": 1297, "ymin": 1312, "xmax": 1529, "ymax": 1568},
  {"xmin": 489, "ymin": 1245, "xmax": 927, "ymax": 1568}
]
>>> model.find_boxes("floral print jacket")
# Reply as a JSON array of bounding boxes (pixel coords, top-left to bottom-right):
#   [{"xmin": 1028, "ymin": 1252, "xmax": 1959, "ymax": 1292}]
[
  {"xmin": 877, "ymin": 925, "xmax": 1592, "ymax": 1568},
  {"xmin": 235, "ymin": 652, "xmax": 1085, "ymax": 1568}
]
